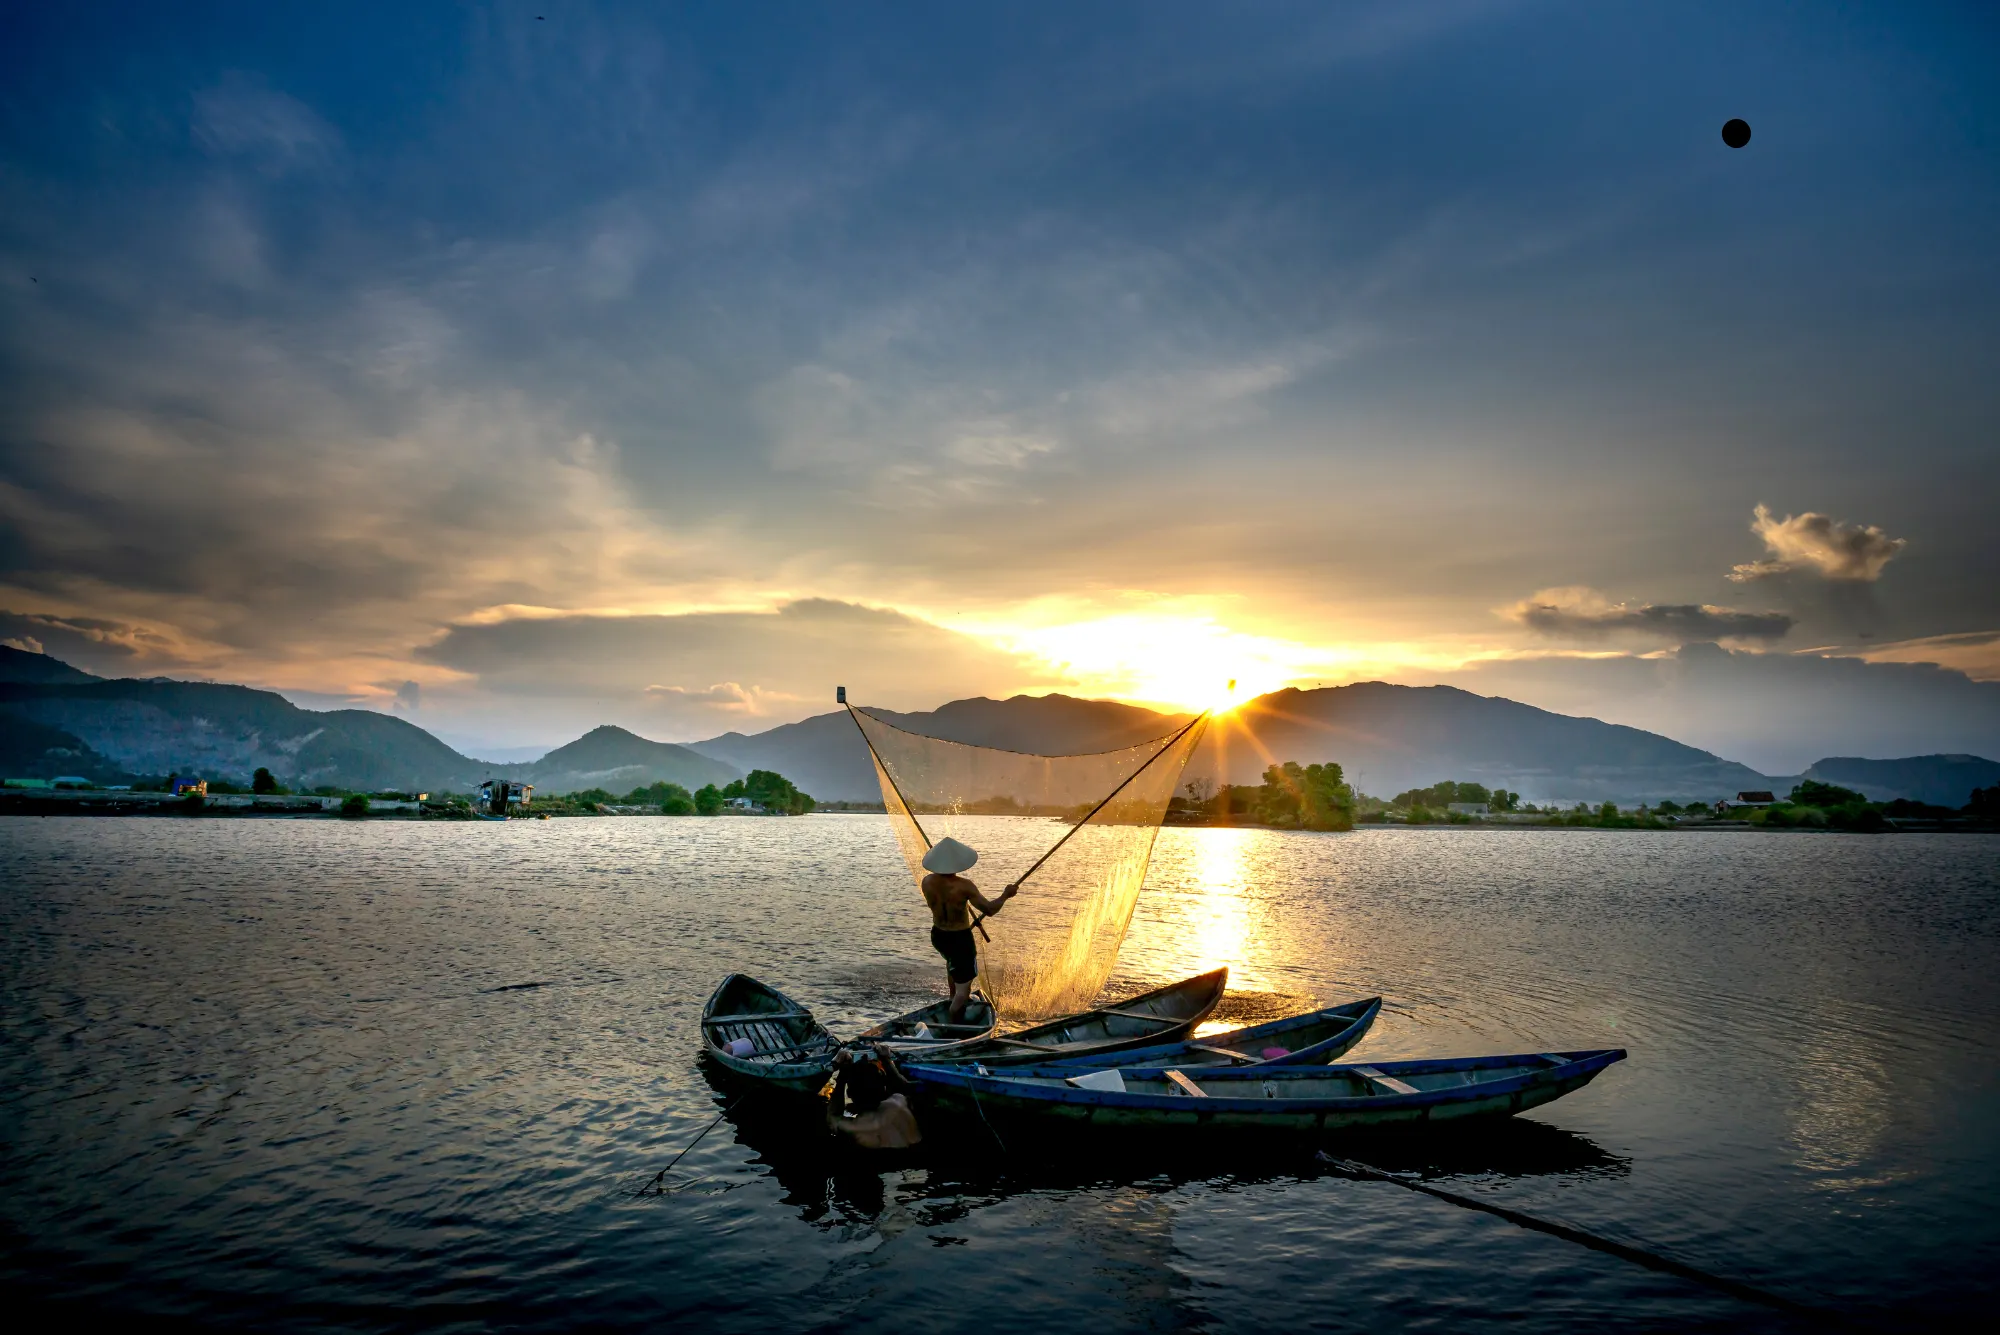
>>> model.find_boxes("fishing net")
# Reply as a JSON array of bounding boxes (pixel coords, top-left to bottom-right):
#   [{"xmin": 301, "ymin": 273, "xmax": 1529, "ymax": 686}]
[{"xmin": 848, "ymin": 705, "xmax": 1210, "ymax": 1019}]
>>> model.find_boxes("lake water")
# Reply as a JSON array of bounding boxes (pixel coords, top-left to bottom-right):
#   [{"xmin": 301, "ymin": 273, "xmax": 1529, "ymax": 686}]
[{"xmin": 1, "ymin": 816, "xmax": 1995, "ymax": 1331}]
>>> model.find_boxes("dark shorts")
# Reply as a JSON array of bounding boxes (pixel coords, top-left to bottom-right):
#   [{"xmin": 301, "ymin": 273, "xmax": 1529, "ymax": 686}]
[{"xmin": 930, "ymin": 926, "xmax": 979, "ymax": 984}]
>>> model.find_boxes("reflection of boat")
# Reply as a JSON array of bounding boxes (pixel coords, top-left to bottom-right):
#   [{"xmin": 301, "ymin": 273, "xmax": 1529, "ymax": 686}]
[
  {"xmin": 700, "ymin": 974, "xmax": 839, "ymax": 1094},
  {"xmin": 855, "ymin": 993, "xmax": 998, "ymax": 1052},
  {"xmin": 1044, "ymin": 996, "xmax": 1381, "ymax": 1070},
  {"xmin": 915, "ymin": 967, "xmax": 1227, "ymax": 1064},
  {"xmin": 909, "ymin": 1049, "xmax": 1626, "ymax": 1133}
]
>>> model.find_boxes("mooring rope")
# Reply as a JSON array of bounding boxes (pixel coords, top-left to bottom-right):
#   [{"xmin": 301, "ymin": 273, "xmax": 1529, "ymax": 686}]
[
  {"xmin": 644, "ymin": 1094, "xmax": 746, "ymax": 1195},
  {"xmin": 1316, "ymin": 1154, "xmax": 1868, "ymax": 1328}
]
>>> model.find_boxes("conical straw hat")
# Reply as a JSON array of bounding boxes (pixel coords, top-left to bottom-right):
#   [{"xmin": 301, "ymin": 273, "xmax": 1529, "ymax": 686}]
[{"xmin": 921, "ymin": 836, "xmax": 978, "ymax": 875}]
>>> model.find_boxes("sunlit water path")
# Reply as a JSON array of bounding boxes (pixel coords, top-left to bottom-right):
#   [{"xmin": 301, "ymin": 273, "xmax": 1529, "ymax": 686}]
[{"xmin": 2, "ymin": 817, "xmax": 1994, "ymax": 1330}]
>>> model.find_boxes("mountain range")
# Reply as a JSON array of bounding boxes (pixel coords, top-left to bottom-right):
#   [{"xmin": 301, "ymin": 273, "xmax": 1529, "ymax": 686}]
[{"xmin": 3, "ymin": 644, "xmax": 1993, "ymax": 807}]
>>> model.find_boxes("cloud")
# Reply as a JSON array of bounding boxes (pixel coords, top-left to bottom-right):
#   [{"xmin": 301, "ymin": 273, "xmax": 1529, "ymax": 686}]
[
  {"xmin": 0, "ymin": 610, "xmax": 202, "ymax": 675},
  {"xmin": 1854, "ymin": 629, "xmax": 2000, "ymax": 682},
  {"xmin": 645, "ymin": 681, "xmax": 801, "ymax": 715},
  {"xmin": 191, "ymin": 76, "xmax": 340, "ymax": 175},
  {"xmin": 1729, "ymin": 505, "xmax": 1907, "ymax": 583},
  {"xmin": 1505, "ymin": 587, "xmax": 1793, "ymax": 642},
  {"xmin": 415, "ymin": 599, "xmax": 1060, "ymax": 738}
]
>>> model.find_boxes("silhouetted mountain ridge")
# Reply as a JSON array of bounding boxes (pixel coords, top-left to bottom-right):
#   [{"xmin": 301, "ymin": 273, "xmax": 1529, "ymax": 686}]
[
  {"xmin": 0, "ymin": 658, "xmax": 734, "ymax": 793},
  {"xmin": 3, "ymin": 647, "xmax": 1991, "ymax": 808}
]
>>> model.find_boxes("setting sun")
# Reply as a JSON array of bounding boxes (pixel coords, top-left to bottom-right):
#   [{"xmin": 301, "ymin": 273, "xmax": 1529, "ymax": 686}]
[{"xmin": 975, "ymin": 613, "xmax": 1307, "ymax": 712}]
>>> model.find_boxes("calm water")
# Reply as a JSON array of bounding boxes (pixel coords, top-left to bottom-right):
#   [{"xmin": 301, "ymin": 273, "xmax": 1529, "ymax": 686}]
[{"xmin": 1, "ymin": 817, "xmax": 1995, "ymax": 1331}]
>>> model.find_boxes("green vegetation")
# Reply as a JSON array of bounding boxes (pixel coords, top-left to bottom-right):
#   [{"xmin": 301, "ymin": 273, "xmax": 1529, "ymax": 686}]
[
  {"xmin": 1171, "ymin": 764, "xmax": 1353, "ymax": 830},
  {"xmin": 532, "ymin": 771, "xmax": 812, "ymax": 817},
  {"xmin": 721, "ymin": 769, "xmax": 815, "ymax": 815},
  {"xmin": 252, "ymin": 767, "xmax": 284, "ymax": 794},
  {"xmin": 340, "ymin": 793, "xmax": 370, "ymax": 817},
  {"xmin": 1742, "ymin": 780, "xmax": 1885, "ymax": 831},
  {"xmin": 1389, "ymin": 780, "xmax": 1519, "ymax": 813},
  {"xmin": 1251, "ymin": 761, "xmax": 1354, "ymax": 831}
]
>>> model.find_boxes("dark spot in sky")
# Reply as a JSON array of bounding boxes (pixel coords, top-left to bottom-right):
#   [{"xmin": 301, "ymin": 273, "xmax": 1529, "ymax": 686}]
[{"xmin": 1722, "ymin": 118, "xmax": 1752, "ymax": 148}]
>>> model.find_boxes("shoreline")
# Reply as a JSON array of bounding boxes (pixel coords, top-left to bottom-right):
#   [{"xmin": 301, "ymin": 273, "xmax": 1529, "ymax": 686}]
[{"xmin": 3, "ymin": 791, "xmax": 1987, "ymax": 831}]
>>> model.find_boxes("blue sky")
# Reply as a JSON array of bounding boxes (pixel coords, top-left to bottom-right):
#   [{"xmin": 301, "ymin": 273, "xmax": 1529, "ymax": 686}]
[{"xmin": 3, "ymin": 2, "xmax": 1996, "ymax": 766}]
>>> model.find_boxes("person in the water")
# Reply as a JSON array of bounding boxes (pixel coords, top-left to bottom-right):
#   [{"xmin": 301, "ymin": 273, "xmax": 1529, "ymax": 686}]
[
  {"xmin": 919, "ymin": 837, "xmax": 1015, "ymax": 1023},
  {"xmin": 826, "ymin": 1044, "xmax": 921, "ymax": 1149}
]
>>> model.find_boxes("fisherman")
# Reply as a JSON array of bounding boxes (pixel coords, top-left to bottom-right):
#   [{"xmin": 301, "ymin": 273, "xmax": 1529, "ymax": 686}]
[
  {"xmin": 826, "ymin": 1043, "xmax": 922, "ymax": 1149},
  {"xmin": 919, "ymin": 836, "xmax": 1016, "ymax": 1023}
]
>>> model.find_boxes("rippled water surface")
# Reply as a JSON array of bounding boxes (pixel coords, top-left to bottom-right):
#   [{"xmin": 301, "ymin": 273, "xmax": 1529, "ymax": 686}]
[{"xmin": 2, "ymin": 817, "xmax": 1995, "ymax": 1331}]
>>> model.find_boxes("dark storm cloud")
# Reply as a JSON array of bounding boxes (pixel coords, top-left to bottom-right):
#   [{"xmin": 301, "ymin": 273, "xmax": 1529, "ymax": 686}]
[
  {"xmin": 415, "ymin": 599, "xmax": 1053, "ymax": 733},
  {"xmin": 1507, "ymin": 590, "xmax": 1793, "ymax": 642},
  {"xmin": 0, "ymin": 0, "xmax": 1995, "ymax": 727},
  {"xmin": 0, "ymin": 610, "xmax": 189, "ymax": 675}
]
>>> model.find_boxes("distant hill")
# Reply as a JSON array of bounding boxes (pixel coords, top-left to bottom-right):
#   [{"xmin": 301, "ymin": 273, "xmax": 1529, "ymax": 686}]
[
  {"xmin": 689, "ymin": 694, "xmax": 1188, "ymax": 801},
  {"xmin": 0, "ymin": 645, "xmax": 100, "ymax": 685},
  {"xmin": 1191, "ymin": 683, "xmax": 1772, "ymax": 805},
  {"xmin": 523, "ymin": 725, "xmax": 736, "ymax": 794},
  {"xmin": 1798, "ymin": 754, "xmax": 2000, "ymax": 807},
  {"xmin": 9, "ymin": 646, "xmax": 1989, "ymax": 810},
  {"xmin": 0, "ymin": 713, "xmax": 128, "ymax": 782},
  {"xmin": 695, "ymin": 684, "xmax": 1774, "ymax": 805},
  {"xmin": 0, "ymin": 670, "xmax": 740, "ymax": 794}
]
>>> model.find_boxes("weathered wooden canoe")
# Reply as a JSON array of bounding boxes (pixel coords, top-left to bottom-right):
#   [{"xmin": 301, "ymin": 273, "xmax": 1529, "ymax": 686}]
[
  {"xmin": 913, "ymin": 967, "xmax": 1229, "ymax": 1065},
  {"xmin": 1043, "ymin": 996, "xmax": 1381, "ymax": 1070},
  {"xmin": 700, "ymin": 973, "xmax": 840, "ymax": 1094},
  {"xmin": 907, "ymin": 1049, "xmax": 1627, "ymax": 1133},
  {"xmin": 855, "ymin": 994, "xmax": 998, "ymax": 1053}
]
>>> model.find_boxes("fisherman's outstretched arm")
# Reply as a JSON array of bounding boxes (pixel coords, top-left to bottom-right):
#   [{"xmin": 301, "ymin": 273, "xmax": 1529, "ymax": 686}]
[{"xmin": 967, "ymin": 883, "xmax": 1018, "ymax": 915}]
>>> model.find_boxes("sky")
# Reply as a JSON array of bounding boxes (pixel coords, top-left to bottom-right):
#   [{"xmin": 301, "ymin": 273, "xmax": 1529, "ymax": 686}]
[{"xmin": 2, "ymin": 1, "xmax": 1997, "ymax": 770}]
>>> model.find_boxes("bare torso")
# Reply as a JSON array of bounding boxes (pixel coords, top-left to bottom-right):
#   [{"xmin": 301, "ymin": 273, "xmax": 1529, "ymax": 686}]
[{"xmin": 922, "ymin": 872, "xmax": 977, "ymax": 930}]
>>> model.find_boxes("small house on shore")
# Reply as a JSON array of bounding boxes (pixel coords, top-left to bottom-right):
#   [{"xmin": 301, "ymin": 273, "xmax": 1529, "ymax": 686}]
[{"xmin": 171, "ymin": 777, "xmax": 207, "ymax": 797}]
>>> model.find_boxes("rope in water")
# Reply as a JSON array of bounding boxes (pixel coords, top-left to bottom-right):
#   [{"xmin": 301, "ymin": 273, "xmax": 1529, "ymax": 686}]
[
  {"xmin": 1316, "ymin": 1155, "xmax": 1867, "ymax": 1329},
  {"xmin": 644, "ymin": 1094, "xmax": 746, "ymax": 1195}
]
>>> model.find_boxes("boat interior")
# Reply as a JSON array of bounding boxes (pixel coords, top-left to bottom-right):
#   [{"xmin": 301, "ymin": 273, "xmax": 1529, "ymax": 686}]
[{"xmin": 958, "ymin": 1052, "xmax": 1608, "ymax": 1099}]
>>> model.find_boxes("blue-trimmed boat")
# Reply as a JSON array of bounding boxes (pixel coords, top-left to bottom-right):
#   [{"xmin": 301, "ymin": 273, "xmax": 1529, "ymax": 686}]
[
  {"xmin": 907, "ymin": 1049, "xmax": 1627, "ymax": 1133},
  {"xmin": 1043, "ymin": 997, "xmax": 1381, "ymax": 1070}
]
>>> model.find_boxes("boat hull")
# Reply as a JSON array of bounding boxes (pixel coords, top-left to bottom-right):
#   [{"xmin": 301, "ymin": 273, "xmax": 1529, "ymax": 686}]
[
  {"xmin": 917, "ymin": 967, "xmax": 1228, "ymax": 1065},
  {"xmin": 700, "ymin": 973, "xmax": 840, "ymax": 1094},
  {"xmin": 1044, "ymin": 997, "xmax": 1381, "ymax": 1070},
  {"xmin": 856, "ymin": 994, "xmax": 998, "ymax": 1054},
  {"xmin": 909, "ymin": 1049, "xmax": 1626, "ymax": 1134}
]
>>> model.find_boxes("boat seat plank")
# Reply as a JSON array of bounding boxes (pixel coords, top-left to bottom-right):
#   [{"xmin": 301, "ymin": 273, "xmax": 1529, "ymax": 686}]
[
  {"xmin": 707, "ymin": 1011, "xmax": 810, "ymax": 1023},
  {"xmin": 1352, "ymin": 1065, "xmax": 1420, "ymax": 1096},
  {"xmin": 992, "ymin": 1037, "xmax": 1066, "ymax": 1051},
  {"xmin": 1539, "ymin": 1053, "xmax": 1571, "ymax": 1067},
  {"xmin": 1162, "ymin": 1069, "xmax": 1208, "ymax": 1098},
  {"xmin": 1189, "ymin": 1043, "xmax": 1258, "ymax": 1063}
]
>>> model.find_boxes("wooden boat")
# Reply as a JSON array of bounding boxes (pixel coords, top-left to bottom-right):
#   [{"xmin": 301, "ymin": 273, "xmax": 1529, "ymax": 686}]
[
  {"xmin": 855, "ymin": 993, "xmax": 998, "ymax": 1053},
  {"xmin": 1043, "ymin": 996, "xmax": 1381, "ymax": 1070},
  {"xmin": 913, "ymin": 967, "xmax": 1228, "ymax": 1065},
  {"xmin": 700, "ymin": 973, "xmax": 841, "ymax": 1094},
  {"xmin": 907, "ymin": 1049, "xmax": 1627, "ymax": 1133}
]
